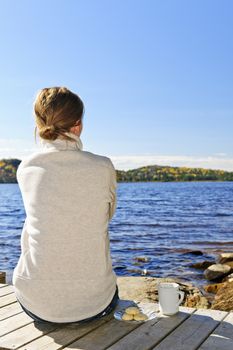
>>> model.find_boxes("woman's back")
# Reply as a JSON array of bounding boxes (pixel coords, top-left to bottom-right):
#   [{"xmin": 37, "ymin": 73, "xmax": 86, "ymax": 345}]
[{"xmin": 13, "ymin": 132, "xmax": 118, "ymax": 323}]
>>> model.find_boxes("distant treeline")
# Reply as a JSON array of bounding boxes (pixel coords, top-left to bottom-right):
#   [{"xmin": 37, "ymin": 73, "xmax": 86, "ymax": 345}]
[
  {"xmin": 0, "ymin": 159, "xmax": 233, "ymax": 183},
  {"xmin": 0, "ymin": 159, "xmax": 21, "ymax": 183},
  {"xmin": 117, "ymin": 165, "xmax": 233, "ymax": 182}
]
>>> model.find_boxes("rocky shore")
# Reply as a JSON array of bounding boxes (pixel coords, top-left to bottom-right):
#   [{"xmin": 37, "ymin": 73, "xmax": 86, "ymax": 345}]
[
  {"xmin": 2, "ymin": 252, "xmax": 232, "ymax": 312},
  {"xmin": 117, "ymin": 252, "xmax": 233, "ymax": 312},
  {"xmin": 201, "ymin": 252, "xmax": 233, "ymax": 311}
]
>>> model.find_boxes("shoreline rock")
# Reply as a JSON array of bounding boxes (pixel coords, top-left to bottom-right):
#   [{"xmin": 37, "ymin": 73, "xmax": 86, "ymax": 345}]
[
  {"xmin": 203, "ymin": 263, "xmax": 231, "ymax": 281},
  {"xmin": 211, "ymin": 281, "xmax": 233, "ymax": 311},
  {"xmin": 203, "ymin": 282, "xmax": 227, "ymax": 294},
  {"xmin": 217, "ymin": 252, "xmax": 233, "ymax": 264},
  {"xmin": 189, "ymin": 261, "xmax": 214, "ymax": 269},
  {"xmin": 192, "ymin": 251, "xmax": 233, "ymax": 311}
]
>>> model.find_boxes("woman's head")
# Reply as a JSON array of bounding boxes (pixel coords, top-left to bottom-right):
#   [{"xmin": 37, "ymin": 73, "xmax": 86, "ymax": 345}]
[{"xmin": 33, "ymin": 86, "xmax": 85, "ymax": 142}]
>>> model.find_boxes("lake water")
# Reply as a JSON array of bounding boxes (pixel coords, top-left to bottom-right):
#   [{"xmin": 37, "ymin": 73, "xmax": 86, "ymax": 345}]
[{"xmin": 1, "ymin": 182, "xmax": 233, "ymax": 289}]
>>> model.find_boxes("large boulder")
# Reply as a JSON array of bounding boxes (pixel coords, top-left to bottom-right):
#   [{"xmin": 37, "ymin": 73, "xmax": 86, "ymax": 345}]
[
  {"xmin": 217, "ymin": 252, "xmax": 233, "ymax": 264},
  {"xmin": 211, "ymin": 281, "xmax": 233, "ymax": 311},
  {"xmin": 190, "ymin": 261, "xmax": 214, "ymax": 269},
  {"xmin": 204, "ymin": 264, "xmax": 231, "ymax": 281}
]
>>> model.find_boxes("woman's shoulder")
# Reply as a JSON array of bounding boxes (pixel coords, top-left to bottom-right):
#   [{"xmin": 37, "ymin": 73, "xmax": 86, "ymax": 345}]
[
  {"xmin": 81, "ymin": 150, "xmax": 114, "ymax": 170},
  {"xmin": 17, "ymin": 151, "xmax": 42, "ymax": 169},
  {"xmin": 16, "ymin": 150, "xmax": 49, "ymax": 181}
]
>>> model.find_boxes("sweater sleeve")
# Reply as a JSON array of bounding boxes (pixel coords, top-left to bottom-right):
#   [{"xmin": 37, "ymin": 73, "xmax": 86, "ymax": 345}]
[{"xmin": 108, "ymin": 159, "xmax": 117, "ymax": 221}]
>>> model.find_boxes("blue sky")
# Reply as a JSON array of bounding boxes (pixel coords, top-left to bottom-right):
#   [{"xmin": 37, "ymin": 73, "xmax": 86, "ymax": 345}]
[{"xmin": 0, "ymin": 0, "xmax": 232, "ymax": 170}]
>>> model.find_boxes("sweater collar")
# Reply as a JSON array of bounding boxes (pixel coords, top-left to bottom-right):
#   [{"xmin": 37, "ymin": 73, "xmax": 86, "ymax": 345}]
[{"xmin": 40, "ymin": 132, "xmax": 83, "ymax": 151}]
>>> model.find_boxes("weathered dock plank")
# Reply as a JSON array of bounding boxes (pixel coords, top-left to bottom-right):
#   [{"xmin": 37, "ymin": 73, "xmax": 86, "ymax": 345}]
[
  {"xmin": 16, "ymin": 313, "xmax": 113, "ymax": 350},
  {"xmin": 0, "ymin": 293, "xmax": 17, "ymax": 308},
  {"xmin": 151, "ymin": 308, "xmax": 228, "ymax": 350},
  {"xmin": 0, "ymin": 286, "xmax": 14, "ymax": 297},
  {"xmin": 0, "ymin": 321, "xmax": 59, "ymax": 349},
  {"xmin": 106, "ymin": 306, "xmax": 196, "ymax": 350},
  {"xmin": 0, "ymin": 302, "xmax": 23, "ymax": 321},
  {"xmin": 0, "ymin": 311, "xmax": 35, "ymax": 337},
  {"xmin": 199, "ymin": 312, "xmax": 233, "ymax": 350},
  {"xmin": 62, "ymin": 316, "xmax": 142, "ymax": 350}
]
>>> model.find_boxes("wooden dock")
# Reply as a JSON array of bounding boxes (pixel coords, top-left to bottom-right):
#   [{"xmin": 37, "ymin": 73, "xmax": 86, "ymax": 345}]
[{"xmin": 0, "ymin": 282, "xmax": 232, "ymax": 350}]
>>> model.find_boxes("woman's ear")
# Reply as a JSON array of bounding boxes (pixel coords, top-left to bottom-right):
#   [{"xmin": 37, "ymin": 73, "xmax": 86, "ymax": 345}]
[
  {"xmin": 70, "ymin": 120, "xmax": 83, "ymax": 136},
  {"xmin": 77, "ymin": 120, "xmax": 83, "ymax": 135}
]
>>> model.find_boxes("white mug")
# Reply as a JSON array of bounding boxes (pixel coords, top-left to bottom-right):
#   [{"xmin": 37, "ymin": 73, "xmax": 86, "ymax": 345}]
[{"xmin": 158, "ymin": 282, "xmax": 185, "ymax": 315}]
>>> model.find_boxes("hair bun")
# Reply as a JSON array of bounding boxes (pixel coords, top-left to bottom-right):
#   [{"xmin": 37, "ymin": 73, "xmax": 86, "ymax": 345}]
[
  {"xmin": 47, "ymin": 125, "xmax": 56, "ymax": 132},
  {"xmin": 39, "ymin": 124, "xmax": 57, "ymax": 140}
]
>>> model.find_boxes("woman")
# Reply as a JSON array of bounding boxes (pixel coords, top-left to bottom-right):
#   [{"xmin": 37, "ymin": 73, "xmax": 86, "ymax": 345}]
[{"xmin": 12, "ymin": 86, "xmax": 119, "ymax": 324}]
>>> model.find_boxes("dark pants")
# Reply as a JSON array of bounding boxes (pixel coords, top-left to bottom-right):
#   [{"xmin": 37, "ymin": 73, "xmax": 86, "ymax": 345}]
[{"xmin": 18, "ymin": 285, "xmax": 119, "ymax": 325}]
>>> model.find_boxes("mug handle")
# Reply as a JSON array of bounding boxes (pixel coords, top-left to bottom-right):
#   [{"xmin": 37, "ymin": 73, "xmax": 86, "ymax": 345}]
[{"xmin": 177, "ymin": 291, "xmax": 185, "ymax": 306}]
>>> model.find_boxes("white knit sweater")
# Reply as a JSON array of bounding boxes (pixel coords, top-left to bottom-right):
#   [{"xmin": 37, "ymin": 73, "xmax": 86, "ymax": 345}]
[{"xmin": 12, "ymin": 132, "xmax": 118, "ymax": 322}]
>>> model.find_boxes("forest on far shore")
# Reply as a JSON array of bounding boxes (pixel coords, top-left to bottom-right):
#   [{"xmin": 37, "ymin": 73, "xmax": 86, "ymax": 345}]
[{"xmin": 0, "ymin": 158, "xmax": 233, "ymax": 183}]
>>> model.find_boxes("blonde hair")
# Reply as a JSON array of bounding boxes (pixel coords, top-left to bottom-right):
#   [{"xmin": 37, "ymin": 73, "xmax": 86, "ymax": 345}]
[{"xmin": 33, "ymin": 86, "xmax": 85, "ymax": 143}]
